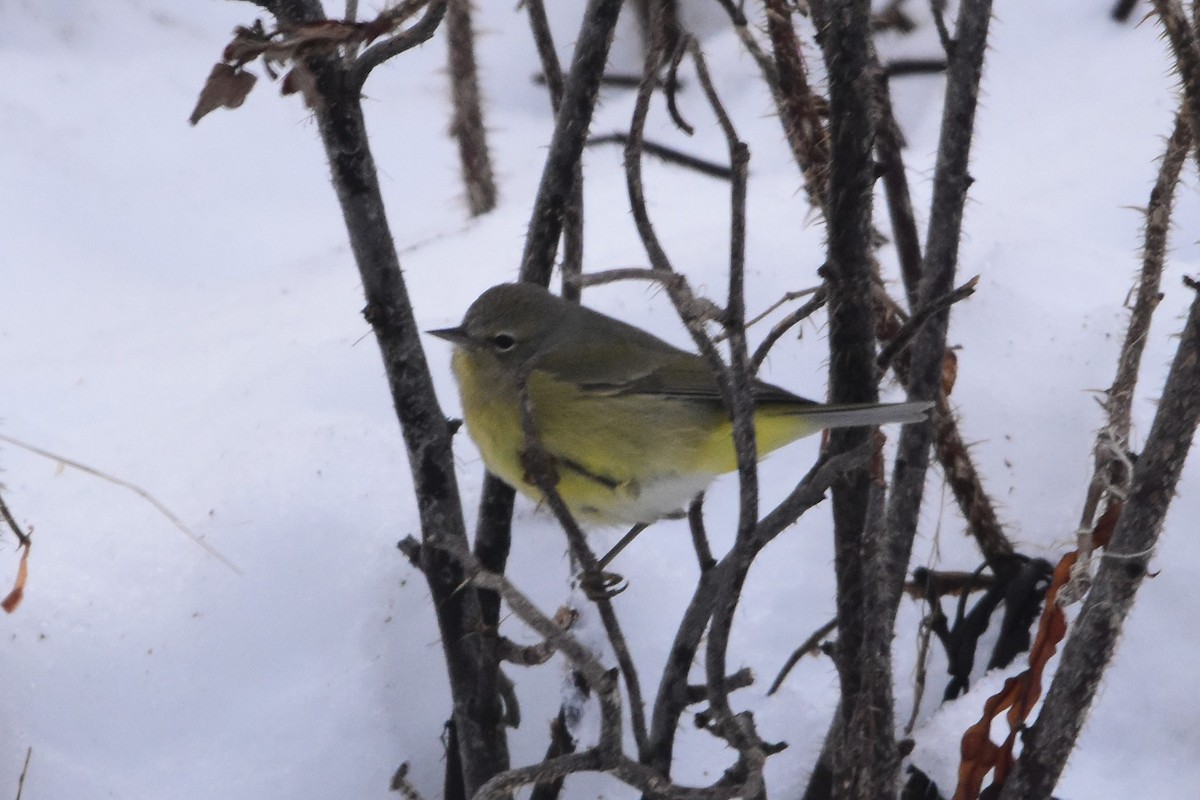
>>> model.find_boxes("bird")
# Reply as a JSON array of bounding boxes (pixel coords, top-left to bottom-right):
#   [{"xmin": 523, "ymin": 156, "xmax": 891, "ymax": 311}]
[{"xmin": 430, "ymin": 282, "xmax": 930, "ymax": 526}]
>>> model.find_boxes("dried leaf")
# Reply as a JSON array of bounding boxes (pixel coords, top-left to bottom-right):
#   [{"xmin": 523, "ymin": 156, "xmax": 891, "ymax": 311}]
[
  {"xmin": 189, "ymin": 63, "xmax": 257, "ymax": 126},
  {"xmin": 942, "ymin": 348, "xmax": 959, "ymax": 396},
  {"xmin": 280, "ymin": 65, "xmax": 320, "ymax": 110},
  {"xmin": 1092, "ymin": 499, "xmax": 1122, "ymax": 549},
  {"xmin": 952, "ymin": 550, "xmax": 1076, "ymax": 799},
  {"xmin": 2, "ymin": 541, "xmax": 31, "ymax": 613}
]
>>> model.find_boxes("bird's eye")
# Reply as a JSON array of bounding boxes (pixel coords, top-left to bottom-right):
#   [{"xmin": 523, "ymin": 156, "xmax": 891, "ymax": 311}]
[{"xmin": 491, "ymin": 333, "xmax": 516, "ymax": 351}]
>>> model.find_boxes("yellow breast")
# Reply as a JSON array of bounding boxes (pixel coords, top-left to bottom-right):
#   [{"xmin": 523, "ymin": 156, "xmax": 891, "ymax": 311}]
[{"xmin": 450, "ymin": 349, "xmax": 821, "ymax": 525}]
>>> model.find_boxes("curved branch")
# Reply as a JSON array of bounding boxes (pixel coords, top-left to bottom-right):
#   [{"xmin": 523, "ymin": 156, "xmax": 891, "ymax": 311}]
[{"xmin": 349, "ymin": 0, "xmax": 447, "ymax": 90}]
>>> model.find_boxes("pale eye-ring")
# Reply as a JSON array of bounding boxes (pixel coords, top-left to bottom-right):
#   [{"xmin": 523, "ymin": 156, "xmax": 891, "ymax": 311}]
[{"xmin": 491, "ymin": 333, "xmax": 516, "ymax": 351}]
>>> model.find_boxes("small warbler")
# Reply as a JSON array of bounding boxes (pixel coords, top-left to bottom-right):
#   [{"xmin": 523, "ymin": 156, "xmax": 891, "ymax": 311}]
[{"xmin": 430, "ymin": 282, "xmax": 930, "ymax": 526}]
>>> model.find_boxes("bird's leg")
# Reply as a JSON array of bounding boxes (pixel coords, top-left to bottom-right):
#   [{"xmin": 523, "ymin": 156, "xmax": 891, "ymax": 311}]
[
  {"xmin": 598, "ymin": 523, "xmax": 650, "ymax": 570},
  {"xmin": 578, "ymin": 523, "xmax": 650, "ymax": 600}
]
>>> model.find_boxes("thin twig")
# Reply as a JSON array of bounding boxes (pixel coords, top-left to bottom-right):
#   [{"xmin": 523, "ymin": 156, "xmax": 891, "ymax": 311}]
[
  {"xmin": 444, "ymin": 0, "xmax": 497, "ymax": 215},
  {"xmin": 571, "ymin": 267, "xmax": 727, "ymax": 325},
  {"xmin": 522, "ymin": 0, "xmax": 584, "ymax": 299},
  {"xmin": 687, "ymin": 496, "xmax": 715, "ymax": 571},
  {"xmin": 664, "ymin": 38, "xmax": 694, "ymax": 135},
  {"xmin": 739, "ymin": 286, "xmax": 823, "ymax": 335},
  {"xmin": 872, "ymin": 49, "xmax": 925, "ymax": 310},
  {"xmin": 520, "ymin": 0, "xmax": 624, "ymax": 286},
  {"xmin": 713, "ymin": 0, "xmax": 780, "ymax": 89},
  {"xmin": 0, "ymin": 491, "xmax": 31, "ymax": 549},
  {"xmin": 767, "ymin": 617, "xmax": 837, "ymax": 695},
  {"xmin": 588, "ymin": 133, "xmax": 732, "ymax": 179},
  {"xmin": 621, "ymin": 68, "xmax": 740, "ymax": 377},
  {"xmin": 931, "ymin": 0, "xmax": 954, "ymax": 55},
  {"xmin": 750, "ymin": 289, "xmax": 828, "ymax": 371},
  {"xmin": 645, "ymin": 443, "xmax": 872, "ymax": 775},
  {"xmin": 687, "ymin": 667, "xmax": 755, "ymax": 703},
  {"xmin": 885, "ymin": 58, "xmax": 948, "ymax": 76},
  {"xmin": 0, "ymin": 433, "xmax": 239, "ymax": 573},
  {"xmin": 904, "ymin": 604, "xmax": 940, "ymax": 735},
  {"xmin": 14, "ymin": 747, "xmax": 32, "ymax": 800},
  {"xmin": 876, "ymin": 275, "xmax": 978, "ymax": 373},
  {"xmin": 350, "ymin": 0, "xmax": 446, "ymax": 90}
]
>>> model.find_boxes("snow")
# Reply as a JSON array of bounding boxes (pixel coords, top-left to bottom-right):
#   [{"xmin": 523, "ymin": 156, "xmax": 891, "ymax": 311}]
[{"xmin": 2, "ymin": 0, "xmax": 1198, "ymax": 798}]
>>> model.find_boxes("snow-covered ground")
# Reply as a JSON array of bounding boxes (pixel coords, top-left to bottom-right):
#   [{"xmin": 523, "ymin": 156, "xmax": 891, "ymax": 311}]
[{"xmin": 2, "ymin": 1, "xmax": 1197, "ymax": 797}]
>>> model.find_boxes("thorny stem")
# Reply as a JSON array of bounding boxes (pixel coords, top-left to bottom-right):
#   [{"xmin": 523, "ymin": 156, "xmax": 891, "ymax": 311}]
[
  {"xmin": 444, "ymin": 0, "xmax": 497, "ymax": 216},
  {"xmin": 1000, "ymin": 280, "xmax": 1200, "ymax": 798},
  {"xmin": 767, "ymin": 617, "xmax": 837, "ymax": 695},
  {"xmin": 750, "ymin": 290, "xmax": 829, "ymax": 372},
  {"xmin": 875, "ymin": 276, "xmax": 978, "ymax": 374},
  {"xmin": 816, "ymin": 1, "xmax": 899, "ymax": 796},
  {"xmin": 1070, "ymin": 110, "xmax": 1190, "ymax": 603},
  {"xmin": 760, "ymin": 0, "xmax": 831, "ymax": 212},
  {"xmin": 885, "ymin": 0, "xmax": 995, "ymax": 614},
  {"xmin": 350, "ymin": 0, "xmax": 447, "ymax": 90}
]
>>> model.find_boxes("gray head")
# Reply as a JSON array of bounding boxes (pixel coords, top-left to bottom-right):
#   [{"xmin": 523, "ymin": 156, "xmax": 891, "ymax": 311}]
[{"xmin": 427, "ymin": 283, "xmax": 571, "ymax": 368}]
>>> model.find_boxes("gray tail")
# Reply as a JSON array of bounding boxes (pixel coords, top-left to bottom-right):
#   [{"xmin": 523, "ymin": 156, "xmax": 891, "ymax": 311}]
[{"xmin": 801, "ymin": 400, "xmax": 933, "ymax": 430}]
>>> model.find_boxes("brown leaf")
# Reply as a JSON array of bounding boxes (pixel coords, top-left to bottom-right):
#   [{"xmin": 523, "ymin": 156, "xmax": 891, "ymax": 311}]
[
  {"xmin": 952, "ymin": 550, "xmax": 1076, "ymax": 799},
  {"xmin": 189, "ymin": 63, "xmax": 257, "ymax": 126},
  {"xmin": 1092, "ymin": 499, "xmax": 1122, "ymax": 549},
  {"xmin": 274, "ymin": 20, "xmax": 363, "ymax": 59},
  {"xmin": 2, "ymin": 541, "xmax": 31, "ymax": 613},
  {"xmin": 941, "ymin": 348, "xmax": 959, "ymax": 396},
  {"xmin": 280, "ymin": 65, "xmax": 320, "ymax": 110},
  {"xmin": 222, "ymin": 23, "xmax": 271, "ymax": 65}
]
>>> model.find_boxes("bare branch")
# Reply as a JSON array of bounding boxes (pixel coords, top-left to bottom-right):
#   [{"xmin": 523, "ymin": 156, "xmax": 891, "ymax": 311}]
[
  {"xmin": 350, "ymin": 1, "xmax": 447, "ymax": 90},
  {"xmin": 521, "ymin": 0, "xmax": 584, "ymax": 299},
  {"xmin": 0, "ymin": 433, "xmax": 237, "ymax": 572},
  {"xmin": 686, "ymin": 496, "xmax": 716, "ymax": 571},
  {"xmin": 1069, "ymin": 110, "xmax": 1190, "ymax": 603},
  {"xmin": 760, "ymin": 0, "xmax": 830, "ymax": 212},
  {"xmin": 767, "ymin": 617, "xmax": 837, "ymax": 695},
  {"xmin": 885, "ymin": 0, "xmax": 996, "ymax": 604},
  {"xmin": 871, "ymin": 52, "xmax": 924, "ymax": 309},
  {"xmin": 645, "ymin": 443, "xmax": 873, "ymax": 775},
  {"xmin": 0, "ymin": 487, "xmax": 31, "ymax": 550},
  {"xmin": 521, "ymin": 0, "xmax": 624, "ymax": 285},
  {"xmin": 14, "ymin": 747, "xmax": 32, "ymax": 800},
  {"xmin": 750, "ymin": 289, "xmax": 828, "ymax": 371},
  {"xmin": 876, "ymin": 275, "xmax": 978, "ymax": 374},
  {"xmin": 681, "ymin": 41, "xmax": 768, "ymax": 783},
  {"xmin": 588, "ymin": 133, "xmax": 733, "ymax": 179},
  {"xmin": 444, "ymin": 0, "xmax": 497, "ymax": 215}
]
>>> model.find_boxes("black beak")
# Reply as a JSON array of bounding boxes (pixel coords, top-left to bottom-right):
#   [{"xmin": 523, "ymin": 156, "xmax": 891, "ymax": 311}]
[{"xmin": 427, "ymin": 326, "xmax": 472, "ymax": 346}]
